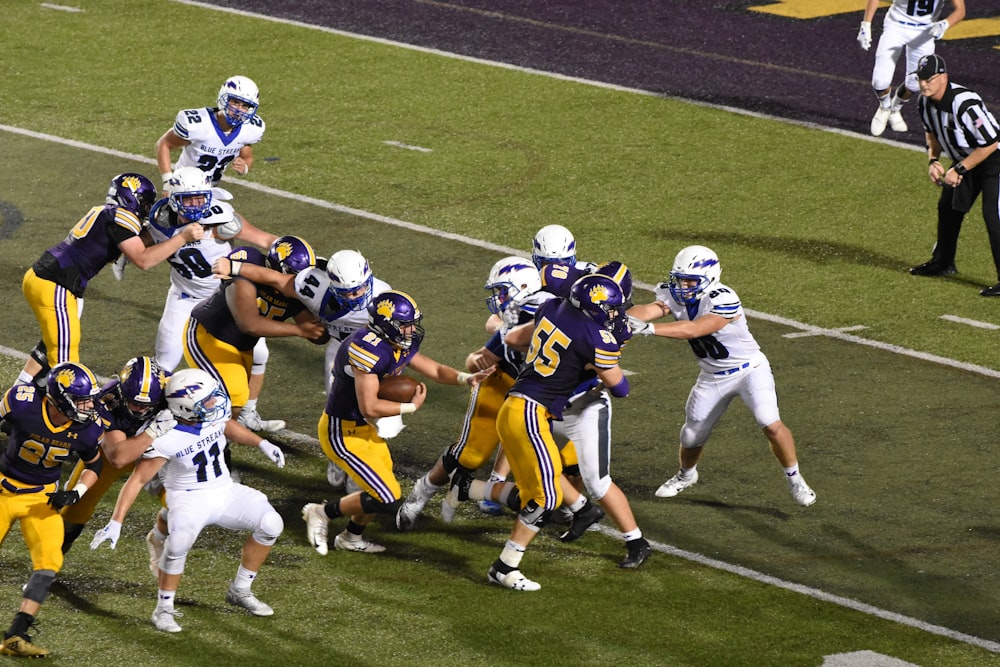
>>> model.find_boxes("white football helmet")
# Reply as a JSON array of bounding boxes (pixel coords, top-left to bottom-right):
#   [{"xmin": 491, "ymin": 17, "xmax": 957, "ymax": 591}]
[
  {"xmin": 217, "ymin": 75, "xmax": 260, "ymax": 126},
  {"xmin": 326, "ymin": 249, "xmax": 375, "ymax": 312},
  {"xmin": 485, "ymin": 256, "xmax": 542, "ymax": 315},
  {"xmin": 165, "ymin": 368, "xmax": 230, "ymax": 423},
  {"xmin": 531, "ymin": 224, "xmax": 576, "ymax": 268},
  {"xmin": 668, "ymin": 245, "xmax": 721, "ymax": 305},
  {"xmin": 167, "ymin": 167, "xmax": 213, "ymax": 222}
]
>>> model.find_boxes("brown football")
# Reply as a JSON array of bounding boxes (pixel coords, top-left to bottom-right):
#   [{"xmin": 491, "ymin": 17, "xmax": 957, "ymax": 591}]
[{"xmin": 378, "ymin": 375, "xmax": 420, "ymax": 402}]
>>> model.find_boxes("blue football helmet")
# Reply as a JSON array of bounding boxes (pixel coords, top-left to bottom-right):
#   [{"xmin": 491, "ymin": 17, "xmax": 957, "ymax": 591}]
[
  {"xmin": 532, "ymin": 224, "xmax": 576, "ymax": 268},
  {"xmin": 668, "ymin": 245, "xmax": 721, "ymax": 305},
  {"xmin": 117, "ymin": 356, "xmax": 169, "ymax": 420},
  {"xmin": 326, "ymin": 249, "xmax": 375, "ymax": 312},
  {"xmin": 569, "ymin": 274, "xmax": 627, "ymax": 333},
  {"xmin": 47, "ymin": 362, "xmax": 102, "ymax": 423},
  {"xmin": 267, "ymin": 235, "xmax": 316, "ymax": 274},
  {"xmin": 165, "ymin": 368, "xmax": 230, "ymax": 423},
  {"xmin": 485, "ymin": 256, "xmax": 542, "ymax": 315},
  {"xmin": 167, "ymin": 167, "xmax": 213, "ymax": 222},
  {"xmin": 107, "ymin": 173, "xmax": 156, "ymax": 220},
  {"xmin": 594, "ymin": 260, "xmax": 633, "ymax": 306},
  {"xmin": 217, "ymin": 75, "xmax": 260, "ymax": 127},
  {"xmin": 368, "ymin": 290, "xmax": 425, "ymax": 350}
]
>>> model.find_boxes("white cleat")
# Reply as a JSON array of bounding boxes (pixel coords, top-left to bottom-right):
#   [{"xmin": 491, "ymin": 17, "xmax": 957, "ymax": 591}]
[
  {"xmin": 654, "ymin": 469, "xmax": 698, "ymax": 498},
  {"xmin": 226, "ymin": 584, "xmax": 274, "ymax": 617},
  {"xmin": 301, "ymin": 503, "xmax": 330, "ymax": 555},
  {"xmin": 887, "ymin": 110, "xmax": 908, "ymax": 133},
  {"xmin": 237, "ymin": 407, "xmax": 286, "ymax": 433},
  {"xmin": 333, "ymin": 530, "xmax": 386, "ymax": 553},
  {"xmin": 440, "ymin": 487, "xmax": 461, "ymax": 523},
  {"xmin": 326, "ymin": 462, "xmax": 346, "ymax": 489},
  {"xmin": 487, "ymin": 565, "xmax": 541, "ymax": 592},
  {"xmin": 790, "ymin": 480, "xmax": 817, "ymax": 507},
  {"xmin": 870, "ymin": 107, "xmax": 891, "ymax": 136},
  {"xmin": 396, "ymin": 478, "xmax": 434, "ymax": 531},
  {"xmin": 152, "ymin": 608, "xmax": 183, "ymax": 633},
  {"xmin": 145, "ymin": 529, "xmax": 164, "ymax": 578}
]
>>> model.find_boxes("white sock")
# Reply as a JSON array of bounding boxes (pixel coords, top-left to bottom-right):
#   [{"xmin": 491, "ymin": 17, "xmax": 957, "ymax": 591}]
[
  {"xmin": 243, "ymin": 398, "xmax": 258, "ymax": 411},
  {"xmin": 157, "ymin": 590, "xmax": 176, "ymax": 610},
  {"xmin": 499, "ymin": 540, "xmax": 526, "ymax": 569},
  {"xmin": 234, "ymin": 565, "xmax": 257, "ymax": 591},
  {"xmin": 622, "ymin": 528, "xmax": 643, "ymax": 542},
  {"xmin": 567, "ymin": 495, "xmax": 587, "ymax": 513}
]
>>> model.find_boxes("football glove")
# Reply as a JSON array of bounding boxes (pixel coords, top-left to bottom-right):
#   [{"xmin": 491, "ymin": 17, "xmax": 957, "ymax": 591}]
[
  {"xmin": 627, "ymin": 315, "xmax": 654, "ymax": 336},
  {"xmin": 857, "ymin": 21, "xmax": 872, "ymax": 51},
  {"xmin": 144, "ymin": 409, "xmax": 177, "ymax": 439},
  {"xmin": 111, "ymin": 255, "xmax": 129, "ymax": 281},
  {"xmin": 46, "ymin": 489, "xmax": 80, "ymax": 510},
  {"xmin": 90, "ymin": 520, "xmax": 123, "ymax": 550},
  {"xmin": 258, "ymin": 439, "xmax": 286, "ymax": 468},
  {"xmin": 931, "ymin": 19, "xmax": 949, "ymax": 39}
]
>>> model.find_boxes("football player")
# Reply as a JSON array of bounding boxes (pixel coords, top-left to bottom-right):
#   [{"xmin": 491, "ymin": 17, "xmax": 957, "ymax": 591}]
[
  {"xmin": 183, "ymin": 235, "xmax": 327, "ymax": 426},
  {"xmin": 472, "ymin": 274, "xmax": 631, "ymax": 591},
  {"xmin": 628, "ymin": 245, "xmax": 817, "ymax": 507},
  {"xmin": 212, "ymin": 248, "xmax": 393, "ymax": 489},
  {"xmin": 60, "ymin": 356, "xmax": 170, "ymax": 555},
  {"xmin": 155, "ymin": 75, "xmax": 264, "ymax": 192},
  {"xmin": 91, "ymin": 369, "xmax": 286, "ymax": 633},
  {"xmin": 857, "ymin": 0, "xmax": 965, "ymax": 136},
  {"xmin": 16, "ymin": 173, "xmax": 203, "ymax": 390},
  {"xmin": 301, "ymin": 290, "xmax": 494, "ymax": 555},
  {"xmin": 146, "ymin": 166, "xmax": 284, "ymax": 432},
  {"xmin": 0, "ymin": 362, "xmax": 104, "ymax": 658}
]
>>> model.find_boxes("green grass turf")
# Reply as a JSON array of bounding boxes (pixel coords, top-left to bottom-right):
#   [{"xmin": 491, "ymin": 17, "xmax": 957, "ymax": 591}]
[{"xmin": 1, "ymin": 1, "xmax": 999, "ymax": 664}]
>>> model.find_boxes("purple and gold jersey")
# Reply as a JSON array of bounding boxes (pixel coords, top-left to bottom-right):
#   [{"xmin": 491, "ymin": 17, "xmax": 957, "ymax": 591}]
[
  {"xmin": 325, "ymin": 327, "xmax": 422, "ymax": 423},
  {"xmin": 0, "ymin": 383, "xmax": 103, "ymax": 486},
  {"xmin": 510, "ymin": 299, "xmax": 622, "ymax": 418},
  {"xmin": 190, "ymin": 246, "xmax": 306, "ymax": 351},
  {"xmin": 539, "ymin": 262, "xmax": 591, "ymax": 299},
  {"xmin": 32, "ymin": 205, "xmax": 144, "ymax": 297}
]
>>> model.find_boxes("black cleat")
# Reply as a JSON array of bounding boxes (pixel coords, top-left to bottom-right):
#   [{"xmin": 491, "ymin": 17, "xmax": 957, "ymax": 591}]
[
  {"xmin": 909, "ymin": 261, "xmax": 956, "ymax": 277},
  {"xmin": 559, "ymin": 502, "xmax": 605, "ymax": 543},
  {"xmin": 619, "ymin": 538, "xmax": 652, "ymax": 569},
  {"xmin": 981, "ymin": 283, "xmax": 1000, "ymax": 297}
]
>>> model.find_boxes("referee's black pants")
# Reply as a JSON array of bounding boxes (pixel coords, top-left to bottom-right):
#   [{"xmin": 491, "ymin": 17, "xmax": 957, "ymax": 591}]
[{"xmin": 932, "ymin": 163, "xmax": 1000, "ymax": 281}]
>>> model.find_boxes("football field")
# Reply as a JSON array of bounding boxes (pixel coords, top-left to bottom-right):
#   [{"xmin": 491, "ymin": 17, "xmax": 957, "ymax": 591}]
[{"xmin": 1, "ymin": 1, "xmax": 1000, "ymax": 665}]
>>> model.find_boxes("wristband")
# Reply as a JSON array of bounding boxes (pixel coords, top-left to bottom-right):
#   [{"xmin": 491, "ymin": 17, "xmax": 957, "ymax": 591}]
[
  {"xmin": 229, "ymin": 260, "xmax": 243, "ymax": 277},
  {"xmin": 400, "ymin": 402, "xmax": 417, "ymax": 415},
  {"xmin": 456, "ymin": 372, "xmax": 473, "ymax": 386},
  {"xmin": 928, "ymin": 157, "xmax": 940, "ymax": 166},
  {"xmin": 161, "ymin": 171, "xmax": 173, "ymax": 184},
  {"xmin": 72, "ymin": 482, "xmax": 89, "ymax": 497},
  {"xmin": 954, "ymin": 162, "xmax": 968, "ymax": 176}
]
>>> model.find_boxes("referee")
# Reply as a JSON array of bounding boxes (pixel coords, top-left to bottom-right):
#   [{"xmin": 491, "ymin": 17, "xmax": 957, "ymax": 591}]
[{"xmin": 909, "ymin": 54, "xmax": 1000, "ymax": 296}]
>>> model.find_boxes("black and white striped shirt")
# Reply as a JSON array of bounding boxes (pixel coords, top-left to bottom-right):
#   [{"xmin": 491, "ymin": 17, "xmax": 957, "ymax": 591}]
[{"xmin": 919, "ymin": 82, "xmax": 1000, "ymax": 161}]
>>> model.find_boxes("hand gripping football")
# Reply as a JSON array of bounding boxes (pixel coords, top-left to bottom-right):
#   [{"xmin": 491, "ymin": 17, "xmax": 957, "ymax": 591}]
[{"xmin": 378, "ymin": 375, "xmax": 420, "ymax": 402}]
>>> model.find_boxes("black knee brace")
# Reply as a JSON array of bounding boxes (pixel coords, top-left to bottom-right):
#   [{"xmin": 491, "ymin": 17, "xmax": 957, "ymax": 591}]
[
  {"xmin": 23, "ymin": 570, "xmax": 56, "ymax": 604},
  {"xmin": 358, "ymin": 492, "xmax": 402, "ymax": 515},
  {"xmin": 518, "ymin": 499, "xmax": 550, "ymax": 530}
]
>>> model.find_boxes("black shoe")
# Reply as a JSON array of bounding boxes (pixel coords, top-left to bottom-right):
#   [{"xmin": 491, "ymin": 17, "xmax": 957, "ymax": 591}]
[
  {"xmin": 559, "ymin": 502, "xmax": 605, "ymax": 543},
  {"xmin": 980, "ymin": 283, "xmax": 1000, "ymax": 297},
  {"xmin": 909, "ymin": 260, "xmax": 957, "ymax": 277},
  {"xmin": 619, "ymin": 538, "xmax": 652, "ymax": 569}
]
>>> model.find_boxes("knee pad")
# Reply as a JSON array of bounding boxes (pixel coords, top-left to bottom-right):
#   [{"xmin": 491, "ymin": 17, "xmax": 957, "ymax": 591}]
[
  {"xmin": 504, "ymin": 485, "xmax": 521, "ymax": 512},
  {"xmin": 162, "ymin": 529, "xmax": 197, "ymax": 574},
  {"xmin": 517, "ymin": 499, "xmax": 550, "ymax": 530},
  {"xmin": 252, "ymin": 510, "xmax": 284, "ymax": 546},
  {"xmin": 562, "ymin": 464, "xmax": 580, "ymax": 478},
  {"xmin": 29, "ymin": 341, "xmax": 48, "ymax": 366},
  {"xmin": 680, "ymin": 423, "xmax": 705, "ymax": 449},
  {"xmin": 581, "ymin": 472, "xmax": 612, "ymax": 501},
  {"xmin": 358, "ymin": 492, "xmax": 402, "ymax": 515},
  {"xmin": 251, "ymin": 339, "xmax": 269, "ymax": 373},
  {"xmin": 23, "ymin": 570, "xmax": 56, "ymax": 604}
]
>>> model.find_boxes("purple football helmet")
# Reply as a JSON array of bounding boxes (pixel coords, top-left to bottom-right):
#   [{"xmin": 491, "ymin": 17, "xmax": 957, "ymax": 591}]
[
  {"xmin": 47, "ymin": 362, "xmax": 102, "ymax": 423},
  {"xmin": 106, "ymin": 173, "xmax": 156, "ymax": 220},
  {"xmin": 593, "ymin": 260, "xmax": 633, "ymax": 306},
  {"xmin": 569, "ymin": 274, "xmax": 627, "ymax": 333},
  {"xmin": 267, "ymin": 235, "xmax": 316, "ymax": 274},
  {"xmin": 368, "ymin": 290, "xmax": 425, "ymax": 350},
  {"xmin": 117, "ymin": 356, "xmax": 169, "ymax": 420}
]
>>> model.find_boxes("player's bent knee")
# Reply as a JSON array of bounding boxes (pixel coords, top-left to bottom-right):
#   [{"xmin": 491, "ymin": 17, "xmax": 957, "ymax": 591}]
[
  {"xmin": 680, "ymin": 424, "xmax": 705, "ymax": 449},
  {"xmin": 253, "ymin": 510, "xmax": 283, "ymax": 546},
  {"xmin": 517, "ymin": 500, "xmax": 550, "ymax": 531},
  {"xmin": 441, "ymin": 450, "xmax": 460, "ymax": 475},
  {"xmin": 23, "ymin": 570, "xmax": 56, "ymax": 604},
  {"xmin": 358, "ymin": 492, "xmax": 401, "ymax": 515},
  {"xmin": 583, "ymin": 475, "xmax": 612, "ymax": 501}
]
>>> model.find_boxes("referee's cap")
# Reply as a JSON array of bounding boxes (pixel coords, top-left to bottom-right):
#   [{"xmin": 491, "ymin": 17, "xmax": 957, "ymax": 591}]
[{"xmin": 914, "ymin": 54, "xmax": 947, "ymax": 80}]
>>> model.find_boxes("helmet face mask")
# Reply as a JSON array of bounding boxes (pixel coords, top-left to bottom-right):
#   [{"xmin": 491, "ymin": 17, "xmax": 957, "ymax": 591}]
[
  {"xmin": 668, "ymin": 245, "xmax": 721, "ymax": 305},
  {"xmin": 117, "ymin": 356, "xmax": 167, "ymax": 420},
  {"xmin": 326, "ymin": 250, "xmax": 375, "ymax": 312},
  {"xmin": 569, "ymin": 274, "xmax": 627, "ymax": 333},
  {"xmin": 165, "ymin": 369, "xmax": 230, "ymax": 423},
  {"xmin": 217, "ymin": 75, "xmax": 260, "ymax": 127},
  {"xmin": 368, "ymin": 290, "xmax": 425, "ymax": 350},
  {"xmin": 47, "ymin": 362, "xmax": 101, "ymax": 423},
  {"xmin": 267, "ymin": 235, "xmax": 316, "ymax": 275},
  {"xmin": 107, "ymin": 173, "xmax": 156, "ymax": 220},
  {"xmin": 167, "ymin": 167, "xmax": 213, "ymax": 222},
  {"xmin": 485, "ymin": 256, "xmax": 541, "ymax": 315},
  {"xmin": 532, "ymin": 224, "xmax": 576, "ymax": 269}
]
